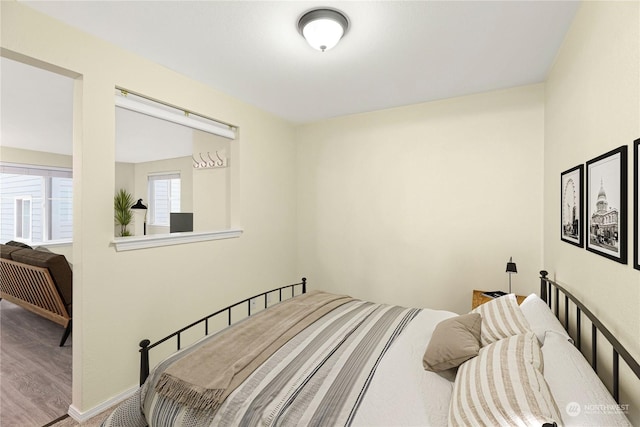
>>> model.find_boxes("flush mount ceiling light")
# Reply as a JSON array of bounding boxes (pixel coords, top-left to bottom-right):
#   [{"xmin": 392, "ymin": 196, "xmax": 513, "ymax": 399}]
[{"xmin": 298, "ymin": 8, "xmax": 349, "ymax": 52}]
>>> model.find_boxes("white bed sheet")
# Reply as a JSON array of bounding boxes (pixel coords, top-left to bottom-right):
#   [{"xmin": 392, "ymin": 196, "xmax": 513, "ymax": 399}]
[{"xmin": 352, "ymin": 308, "xmax": 457, "ymax": 427}]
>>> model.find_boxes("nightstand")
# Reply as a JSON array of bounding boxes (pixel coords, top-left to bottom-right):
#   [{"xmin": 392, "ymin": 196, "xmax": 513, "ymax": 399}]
[{"xmin": 472, "ymin": 290, "xmax": 526, "ymax": 310}]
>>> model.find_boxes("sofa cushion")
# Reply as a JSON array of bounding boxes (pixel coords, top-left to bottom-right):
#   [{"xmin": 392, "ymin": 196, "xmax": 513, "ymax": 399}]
[
  {"xmin": 9, "ymin": 248, "xmax": 72, "ymax": 309},
  {"xmin": 0, "ymin": 244, "xmax": 23, "ymax": 259},
  {"xmin": 5, "ymin": 240, "xmax": 33, "ymax": 249}
]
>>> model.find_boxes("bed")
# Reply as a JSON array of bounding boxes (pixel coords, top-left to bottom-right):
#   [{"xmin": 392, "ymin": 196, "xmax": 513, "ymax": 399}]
[{"xmin": 102, "ymin": 273, "xmax": 639, "ymax": 426}]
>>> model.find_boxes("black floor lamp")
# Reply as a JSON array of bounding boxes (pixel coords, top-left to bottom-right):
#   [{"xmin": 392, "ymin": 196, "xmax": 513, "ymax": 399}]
[{"xmin": 131, "ymin": 199, "xmax": 148, "ymax": 235}]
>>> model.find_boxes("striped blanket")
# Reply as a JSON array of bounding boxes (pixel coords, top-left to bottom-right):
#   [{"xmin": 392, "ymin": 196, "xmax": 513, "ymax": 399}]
[{"xmin": 103, "ymin": 297, "xmax": 421, "ymax": 427}]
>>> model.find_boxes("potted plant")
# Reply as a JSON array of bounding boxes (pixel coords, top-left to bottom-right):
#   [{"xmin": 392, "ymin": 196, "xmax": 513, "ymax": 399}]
[{"xmin": 114, "ymin": 188, "xmax": 134, "ymax": 237}]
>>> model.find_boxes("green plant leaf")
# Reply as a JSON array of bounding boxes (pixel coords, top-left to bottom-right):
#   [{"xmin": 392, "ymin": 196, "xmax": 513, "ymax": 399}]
[{"xmin": 114, "ymin": 188, "xmax": 134, "ymax": 236}]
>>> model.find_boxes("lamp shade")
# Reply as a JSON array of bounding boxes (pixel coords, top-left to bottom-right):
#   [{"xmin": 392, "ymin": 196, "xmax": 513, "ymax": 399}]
[
  {"xmin": 298, "ymin": 9, "xmax": 349, "ymax": 52},
  {"xmin": 131, "ymin": 199, "xmax": 147, "ymax": 210},
  {"xmin": 506, "ymin": 257, "xmax": 517, "ymax": 273}
]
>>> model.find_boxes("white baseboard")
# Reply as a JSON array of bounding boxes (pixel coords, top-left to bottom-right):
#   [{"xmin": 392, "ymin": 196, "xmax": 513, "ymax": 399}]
[{"xmin": 67, "ymin": 385, "xmax": 138, "ymax": 422}]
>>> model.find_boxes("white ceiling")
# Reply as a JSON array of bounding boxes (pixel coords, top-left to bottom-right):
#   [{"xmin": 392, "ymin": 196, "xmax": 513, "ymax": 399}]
[
  {"xmin": 1, "ymin": 57, "xmax": 198, "ymax": 163},
  {"xmin": 1, "ymin": 57, "xmax": 75, "ymax": 158},
  {"xmin": 1, "ymin": 1, "xmax": 580, "ymax": 161}
]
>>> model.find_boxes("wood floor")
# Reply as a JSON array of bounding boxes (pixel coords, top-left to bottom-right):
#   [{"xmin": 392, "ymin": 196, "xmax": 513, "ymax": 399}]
[{"xmin": 1, "ymin": 299, "xmax": 72, "ymax": 426}]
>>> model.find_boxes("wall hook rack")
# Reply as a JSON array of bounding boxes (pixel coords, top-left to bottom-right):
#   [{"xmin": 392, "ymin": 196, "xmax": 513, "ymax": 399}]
[{"xmin": 193, "ymin": 151, "xmax": 228, "ymax": 169}]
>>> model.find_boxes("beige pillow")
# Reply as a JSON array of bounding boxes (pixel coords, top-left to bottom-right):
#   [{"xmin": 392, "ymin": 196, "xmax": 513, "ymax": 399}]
[
  {"xmin": 423, "ymin": 313, "xmax": 482, "ymax": 372},
  {"xmin": 472, "ymin": 293, "xmax": 531, "ymax": 346},
  {"xmin": 448, "ymin": 332, "xmax": 562, "ymax": 427}
]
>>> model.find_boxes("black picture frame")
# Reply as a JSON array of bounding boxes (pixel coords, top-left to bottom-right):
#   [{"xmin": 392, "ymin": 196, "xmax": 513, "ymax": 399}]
[
  {"xmin": 561, "ymin": 165, "xmax": 584, "ymax": 247},
  {"xmin": 586, "ymin": 145, "xmax": 627, "ymax": 264},
  {"xmin": 634, "ymin": 139, "xmax": 640, "ymax": 270}
]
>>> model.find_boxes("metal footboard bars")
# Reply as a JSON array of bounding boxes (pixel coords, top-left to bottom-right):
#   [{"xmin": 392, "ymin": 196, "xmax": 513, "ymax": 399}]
[
  {"xmin": 539, "ymin": 271, "xmax": 640, "ymax": 403},
  {"xmin": 139, "ymin": 278, "xmax": 306, "ymax": 385}
]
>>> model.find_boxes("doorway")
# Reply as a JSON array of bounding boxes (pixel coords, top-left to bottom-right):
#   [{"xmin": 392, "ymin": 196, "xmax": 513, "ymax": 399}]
[{"xmin": 0, "ymin": 55, "xmax": 75, "ymax": 426}]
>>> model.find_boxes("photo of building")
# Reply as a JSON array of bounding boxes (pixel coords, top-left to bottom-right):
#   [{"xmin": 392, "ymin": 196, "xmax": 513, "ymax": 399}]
[{"xmin": 589, "ymin": 179, "xmax": 619, "ymax": 252}]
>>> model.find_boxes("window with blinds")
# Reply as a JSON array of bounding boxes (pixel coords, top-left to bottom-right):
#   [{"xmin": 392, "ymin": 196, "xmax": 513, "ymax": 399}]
[
  {"xmin": 148, "ymin": 173, "xmax": 181, "ymax": 226},
  {"xmin": 0, "ymin": 163, "xmax": 73, "ymax": 243}
]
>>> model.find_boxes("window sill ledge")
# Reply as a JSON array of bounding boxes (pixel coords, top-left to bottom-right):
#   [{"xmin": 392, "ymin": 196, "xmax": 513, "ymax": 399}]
[{"xmin": 112, "ymin": 228, "xmax": 243, "ymax": 252}]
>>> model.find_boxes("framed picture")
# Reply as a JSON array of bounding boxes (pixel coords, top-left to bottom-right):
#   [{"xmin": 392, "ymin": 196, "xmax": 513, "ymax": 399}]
[
  {"xmin": 586, "ymin": 145, "xmax": 627, "ymax": 263},
  {"xmin": 634, "ymin": 139, "xmax": 640, "ymax": 270},
  {"xmin": 561, "ymin": 165, "xmax": 584, "ymax": 247}
]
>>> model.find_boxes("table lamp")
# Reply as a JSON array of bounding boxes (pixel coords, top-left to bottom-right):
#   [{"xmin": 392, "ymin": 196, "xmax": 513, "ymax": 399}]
[{"xmin": 506, "ymin": 257, "xmax": 517, "ymax": 294}]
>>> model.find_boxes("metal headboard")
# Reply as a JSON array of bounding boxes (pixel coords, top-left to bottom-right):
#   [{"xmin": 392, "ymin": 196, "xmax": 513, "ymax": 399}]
[
  {"xmin": 138, "ymin": 278, "xmax": 306, "ymax": 385},
  {"xmin": 539, "ymin": 270, "xmax": 640, "ymax": 403}
]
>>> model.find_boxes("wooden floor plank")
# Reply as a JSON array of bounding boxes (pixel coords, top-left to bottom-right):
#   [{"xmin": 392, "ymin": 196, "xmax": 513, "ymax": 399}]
[{"xmin": 1, "ymin": 299, "xmax": 71, "ymax": 426}]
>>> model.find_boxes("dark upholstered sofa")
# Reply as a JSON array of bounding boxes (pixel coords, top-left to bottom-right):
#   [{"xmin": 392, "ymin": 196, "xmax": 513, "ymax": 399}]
[{"xmin": 0, "ymin": 242, "xmax": 72, "ymax": 346}]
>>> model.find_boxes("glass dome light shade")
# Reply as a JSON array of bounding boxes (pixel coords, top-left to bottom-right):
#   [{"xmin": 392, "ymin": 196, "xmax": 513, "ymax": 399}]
[
  {"xmin": 303, "ymin": 19, "xmax": 344, "ymax": 51},
  {"xmin": 298, "ymin": 9, "xmax": 349, "ymax": 52}
]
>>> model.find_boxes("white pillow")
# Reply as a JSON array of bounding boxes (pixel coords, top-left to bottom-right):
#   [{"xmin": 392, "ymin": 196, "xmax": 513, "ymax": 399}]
[
  {"xmin": 542, "ymin": 331, "xmax": 631, "ymax": 426},
  {"xmin": 471, "ymin": 293, "xmax": 531, "ymax": 346},
  {"xmin": 520, "ymin": 293, "xmax": 573, "ymax": 345}
]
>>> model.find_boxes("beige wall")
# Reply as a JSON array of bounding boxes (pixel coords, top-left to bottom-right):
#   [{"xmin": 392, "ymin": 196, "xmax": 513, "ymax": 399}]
[
  {"xmin": 0, "ymin": 146, "xmax": 72, "ymax": 169},
  {"xmin": 1, "ymin": 1, "xmax": 297, "ymax": 412},
  {"xmin": 296, "ymin": 84, "xmax": 545, "ymax": 315},
  {"xmin": 114, "ymin": 162, "xmax": 134, "ymax": 197},
  {"xmin": 544, "ymin": 2, "xmax": 640, "ymax": 422},
  {"xmin": 192, "ymin": 133, "xmax": 231, "ymax": 231}
]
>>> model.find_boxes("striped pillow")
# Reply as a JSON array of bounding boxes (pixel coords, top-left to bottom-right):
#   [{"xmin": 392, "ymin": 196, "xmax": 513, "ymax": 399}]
[
  {"xmin": 472, "ymin": 294, "xmax": 531, "ymax": 346},
  {"xmin": 448, "ymin": 332, "xmax": 562, "ymax": 427}
]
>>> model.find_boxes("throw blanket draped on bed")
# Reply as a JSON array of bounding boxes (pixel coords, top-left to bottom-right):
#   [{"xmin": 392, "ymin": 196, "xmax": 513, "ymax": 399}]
[{"xmin": 155, "ymin": 291, "xmax": 353, "ymax": 411}]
